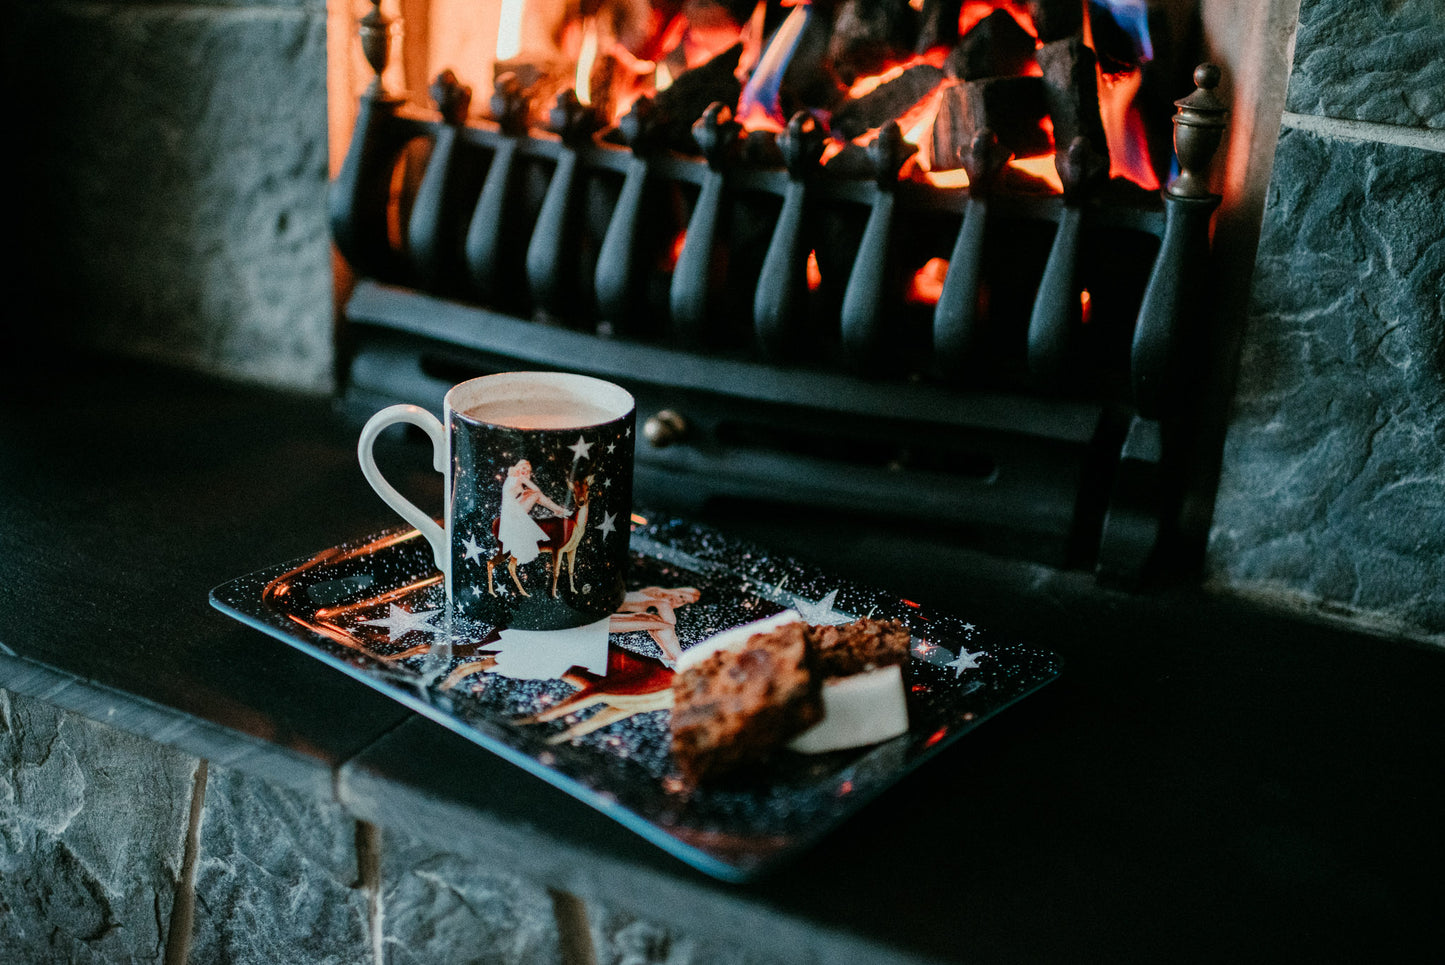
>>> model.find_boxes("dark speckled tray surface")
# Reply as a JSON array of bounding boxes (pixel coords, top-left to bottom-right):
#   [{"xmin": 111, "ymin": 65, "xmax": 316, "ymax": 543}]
[{"xmin": 210, "ymin": 514, "xmax": 1061, "ymax": 882}]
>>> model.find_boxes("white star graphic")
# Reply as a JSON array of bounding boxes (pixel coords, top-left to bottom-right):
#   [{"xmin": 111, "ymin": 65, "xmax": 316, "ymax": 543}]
[
  {"xmin": 792, "ymin": 589, "xmax": 850, "ymax": 626},
  {"xmin": 961, "ymin": 622, "xmax": 977, "ymax": 635},
  {"xmin": 359, "ymin": 604, "xmax": 442, "ymax": 640},
  {"xmin": 595, "ymin": 511, "xmax": 617, "ymax": 539},
  {"xmin": 943, "ymin": 647, "xmax": 988, "ymax": 678},
  {"xmin": 462, "ymin": 535, "xmax": 485, "ymax": 562},
  {"xmin": 567, "ymin": 436, "xmax": 593, "ymax": 461},
  {"xmin": 607, "ymin": 442, "xmax": 616, "ymax": 453}
]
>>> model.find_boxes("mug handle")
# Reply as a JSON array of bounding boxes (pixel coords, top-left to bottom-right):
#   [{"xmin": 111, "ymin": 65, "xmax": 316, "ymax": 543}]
[{"xmin": 357, "ymin": 404, "xmax": 450, "ymax": 581}]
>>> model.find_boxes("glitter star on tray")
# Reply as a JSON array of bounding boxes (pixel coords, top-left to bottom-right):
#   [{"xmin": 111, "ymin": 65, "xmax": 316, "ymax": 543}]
[
  {"xmin": 358, "ymin": 603, "xmax": 442, "ymax": 641},
  {"xmin": 943, "ymin": 646, "xmax": 988, "ymax": 678}
]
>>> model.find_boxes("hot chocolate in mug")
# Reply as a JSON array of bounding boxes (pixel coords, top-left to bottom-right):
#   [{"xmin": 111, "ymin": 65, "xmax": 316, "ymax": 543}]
[{"xmin": 358, "ymin": 372, "xmax": 635, "ymax": 630}]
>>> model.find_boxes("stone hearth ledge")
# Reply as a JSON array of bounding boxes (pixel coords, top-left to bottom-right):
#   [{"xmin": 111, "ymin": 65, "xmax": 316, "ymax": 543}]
[{"xmin": 1, "ymin": 667, "xmax": 899, "ymax": 964}]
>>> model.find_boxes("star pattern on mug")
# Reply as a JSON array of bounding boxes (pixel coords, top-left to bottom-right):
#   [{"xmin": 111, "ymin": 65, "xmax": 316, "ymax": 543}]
[
  {"xmin": 595, "ymin": 512, "xmax": 618, "ymax": 539},
  {"xmin": 568, "ymin": 436, "xmax": 593, "ymax": 461},
  {"xmin": 462, "ymin": 535, "xmax": 485, "ymax": 562}
]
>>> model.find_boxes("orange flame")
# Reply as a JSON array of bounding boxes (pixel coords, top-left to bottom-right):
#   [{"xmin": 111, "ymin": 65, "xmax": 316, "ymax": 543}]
[
  {"xmin": 1083, "ymin": 6, "xmax": 1159, "ymax": 191},
  {"xmin": 1097, "ymin": 69, "xmax": 1159, "ymax": 190}
]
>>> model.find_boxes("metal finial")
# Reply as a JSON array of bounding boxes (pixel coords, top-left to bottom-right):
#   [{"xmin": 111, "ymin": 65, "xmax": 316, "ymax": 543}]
[
  {"xmin": 1168, "ymin": 64, "xmax": 1229, "ymax": 199},
  {"xmin": 868, "ymin": 121, "xmax": 917, "ymax": 188},
  {"xmin": 489, "ymin": 71, "xmax": 529, "ymax": 135},
  {"xmin": 430, "ymin": 69, "xmax": 472, "ymax": 125},
  {"xmin": 778, "ymin": 111, "xmax": 827, "ymax": 179},
  {"xmin": 692, "ymin": 103, "xmax": 742, "ymax": 171},
  {"xmin": 962, "ymin": 128, "xmax": 1008, "ymax": 194},
  {"xmin": 547, "ymin": 90, "xmax": 602, "ymax": 146},
  {"xmin": 358, "ymin": 1, "xmax": 390, "ymax": 96}
]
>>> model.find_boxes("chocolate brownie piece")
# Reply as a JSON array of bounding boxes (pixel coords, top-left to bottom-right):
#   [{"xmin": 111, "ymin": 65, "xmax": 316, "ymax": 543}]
[
  {"xmin": 809, "ymin": 618, "xmax": 911, "ymax": 677},
  {"xmin": 670, "ymin": 622, "xmax": 823, "ymax": 783}
]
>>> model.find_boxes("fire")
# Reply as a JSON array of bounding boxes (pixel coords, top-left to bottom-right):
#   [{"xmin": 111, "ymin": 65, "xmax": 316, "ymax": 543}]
[
  {"xmin": 1085, "ymin": 0, "xmax": 1161, "ymax": 190},
  {"xmin": 478, "ymin": 0, "xmax": 1164, "ymax": 194},
  {"xmin": 736, "ymin": 3, "xmax": 810, "ymax": 132},
  {"xmin": 575, "ymin": 19, "xmax": 599, "ymax": 106},
  {"xmin": 494, "ymin": 0, "xmax": 525, "ymax": 61},
  {"xmin": 1097, "ymin": 68, "xmax": 1159, "ymax": 190}
]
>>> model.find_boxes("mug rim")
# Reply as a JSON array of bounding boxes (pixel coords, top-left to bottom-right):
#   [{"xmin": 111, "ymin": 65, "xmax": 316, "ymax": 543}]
[{"xmin": 445, "ymin": 371, "xmax": 635, "ymax": 429}]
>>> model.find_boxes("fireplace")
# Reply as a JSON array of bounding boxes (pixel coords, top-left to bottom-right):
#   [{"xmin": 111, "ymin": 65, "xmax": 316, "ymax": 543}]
[{"xmin": 327, "ymin": 0, "xmax": 1232, "ymax": 586}]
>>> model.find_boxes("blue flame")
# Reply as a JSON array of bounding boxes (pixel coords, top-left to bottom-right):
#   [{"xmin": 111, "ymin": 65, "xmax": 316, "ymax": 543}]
[
  {"xmin": 737, "ymin": 4, "xmax": 811, "ymax": 125},
  {"xmin": 1089, "ymin": 0, "xmax": 1153, "ymax": 64}
]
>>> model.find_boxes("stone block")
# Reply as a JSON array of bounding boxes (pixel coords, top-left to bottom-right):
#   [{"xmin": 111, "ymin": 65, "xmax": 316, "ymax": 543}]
[
  {"xmin": 1286, "ymin": 0, "xmax": 1445, "ymax": 129},
  {"xmin": 1208, "ymin": 128, "xmax": 1445, "ymax": 637},
  {"xmin": 589, "ymin": 904, "xmax": 781, "ymax": 965},
  {"xmin": 0, "ymin": 689, "xmax": 197, "ymax": 962},
  {"xmin": 375, "ymin": 826, "xmax": 563, "ymax": 964},
  {"xmin": 190, "ymin": 763, "xmax": 372, "ymax": 962},
  {"xmin": 14, "ymin": 2, "xmax": 334, "ymax": 391}
]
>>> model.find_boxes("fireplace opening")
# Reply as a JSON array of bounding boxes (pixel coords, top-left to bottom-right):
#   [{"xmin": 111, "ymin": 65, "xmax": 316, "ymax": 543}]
[{"xmin": 329, "ymin": 0, "xmax": 1229, "ymax": 586}]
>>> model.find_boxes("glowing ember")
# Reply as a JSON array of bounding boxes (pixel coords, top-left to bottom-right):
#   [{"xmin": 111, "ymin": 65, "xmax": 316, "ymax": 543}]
[
  {"xmin": 923, "ymin": 167, "xmax": 971, "ymax": 188},
  {"xmin": 806, "ymin": 250, "xmax": 822, "ymax": 291},
  {"xmin": 1009, "ymin": 154, "xmax": 1065, "ymax": 193},
  {"xmin": 958, "ymin": 1, "xmax": 1034, "ymax": 40},
  {"xmin": 664, "ymin": 230, "xmax": 687, "ymax": 272},
  {"xmin": 1080, "ymin": 288, "xmax": 1093, "ymax": 323},
  {"xmin": 907, "ymin": 257, "xmax": 950, "ymax": 305}
]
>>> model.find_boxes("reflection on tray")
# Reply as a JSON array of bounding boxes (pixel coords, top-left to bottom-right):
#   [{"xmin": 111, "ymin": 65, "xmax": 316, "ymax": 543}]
[{"xmin": 212, "ymin": 514, "xmax": 1060, "ymax": 881}]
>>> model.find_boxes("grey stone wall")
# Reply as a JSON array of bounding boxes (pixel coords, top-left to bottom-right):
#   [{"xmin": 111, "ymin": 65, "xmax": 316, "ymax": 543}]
[
  {"xmin": 11, "ymin": 0, "xmax": 335, "ymax": 392},
  {"xmin": 0, "ymin": 688, "xmax": 779, "ymax": 964},
  {"xmin": 0, "ymin": 689, "xmax": 196, "ymax": 963},
  {"xmin": 1206, "ymin": 0, "xmax": 1445, "ymax": 640}
]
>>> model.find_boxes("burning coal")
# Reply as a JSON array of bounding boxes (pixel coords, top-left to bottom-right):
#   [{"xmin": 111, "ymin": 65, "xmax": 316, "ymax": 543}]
[{"xmin": 471, "ymin": 0, "xmax": 1176, "ymax": 194}]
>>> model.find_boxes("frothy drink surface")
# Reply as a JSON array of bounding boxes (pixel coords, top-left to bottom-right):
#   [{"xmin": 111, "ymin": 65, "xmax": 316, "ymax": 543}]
[{"xmin": 463, "ymin": 397, "xmax": 620, "ymax": 429}]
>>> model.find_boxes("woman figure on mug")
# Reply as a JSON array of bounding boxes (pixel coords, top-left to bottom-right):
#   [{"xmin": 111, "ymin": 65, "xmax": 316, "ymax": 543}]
[{"xmin": 497, "ymin": 459, "xmax": 572, "ymax": 566}]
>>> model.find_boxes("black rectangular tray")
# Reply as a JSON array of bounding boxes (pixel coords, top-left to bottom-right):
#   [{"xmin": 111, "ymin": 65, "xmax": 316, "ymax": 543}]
[{"xmin": 210, "ymin": 513, "xmax": 1060, "ymax": 881}]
